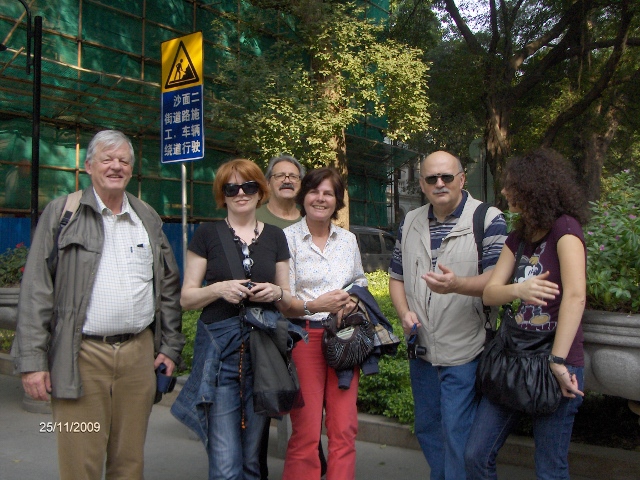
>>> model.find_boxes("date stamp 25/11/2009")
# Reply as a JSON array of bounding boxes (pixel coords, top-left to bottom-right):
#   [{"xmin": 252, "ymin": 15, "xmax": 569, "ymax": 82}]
[{"xmin": 40, "ymin": 421, "xmax": 101, "ymax": 433}]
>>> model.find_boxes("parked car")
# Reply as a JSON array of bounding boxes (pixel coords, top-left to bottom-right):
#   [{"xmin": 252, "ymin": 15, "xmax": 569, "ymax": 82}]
[{"xmin": 349, "ymin": 225, "xmax": 396, "ymax": 273}]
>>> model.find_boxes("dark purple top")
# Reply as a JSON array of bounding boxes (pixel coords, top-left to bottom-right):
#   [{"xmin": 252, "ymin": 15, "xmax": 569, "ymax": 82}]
[{"xmin": 505, "ymin": 215, "xmax": 585, "ymax": 366}]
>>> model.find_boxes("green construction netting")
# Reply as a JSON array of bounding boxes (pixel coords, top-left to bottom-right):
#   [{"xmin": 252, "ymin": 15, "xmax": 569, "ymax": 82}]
[{"xmin": 0, "ymin": 0, "xmax": 418, "ymax": 226}]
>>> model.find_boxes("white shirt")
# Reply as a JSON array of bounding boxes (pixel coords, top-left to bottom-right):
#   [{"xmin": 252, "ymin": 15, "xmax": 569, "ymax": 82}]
[
  {"xmin": 284, "ymin": 218, "xmax": 367, "ymax": 322},
  {"xmin": 83, "ymin": 189, "xmax": 154, "ymax": 335}
]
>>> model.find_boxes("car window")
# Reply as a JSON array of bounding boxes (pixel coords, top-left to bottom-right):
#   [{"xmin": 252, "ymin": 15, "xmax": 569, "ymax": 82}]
[
  {"xmin": 359, "ymin": 233, "xmax": 382, "ymax": 254},
  {"xmin": 383, "ymin": 234, "xmax": 395, "ymax": 252}
]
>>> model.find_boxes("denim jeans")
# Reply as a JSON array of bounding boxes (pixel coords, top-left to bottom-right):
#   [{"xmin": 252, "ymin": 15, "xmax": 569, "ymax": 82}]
[
  {"xmin": 206, "ymin": 339, "xmax": 267, "ymax": 480},
  {"xmin": 465, "ymin": 366, "xmax": 584, "ymax": 480},
  {"xmin": 171, "ymin": 316, "xmax": 267, "ymax": 480},
  {"xmin": 410, "ymin": 357, "xmax": 479, "ymax": 480}
]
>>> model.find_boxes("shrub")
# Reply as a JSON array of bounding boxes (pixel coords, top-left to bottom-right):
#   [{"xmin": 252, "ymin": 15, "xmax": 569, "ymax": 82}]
[
  {"xmin": 180, "ymin": 310, "xmax": 200, "ymax": 370},
  {"xmin": 0, "ymin": 243, "xmax": 28, "ymax": 287},
  {"xmin": 357, "ymin": 271, "xmax": 414, "ymax": 426},
  {"xmin": 585, "ymin": 170, "xmax": 640, "ymax": 313}
]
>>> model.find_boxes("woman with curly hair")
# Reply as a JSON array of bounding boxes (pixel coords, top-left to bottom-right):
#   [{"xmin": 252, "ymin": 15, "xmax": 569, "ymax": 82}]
[{"xmin": 465, "ymin": 148, "xmax": 590, "ymax": 480}]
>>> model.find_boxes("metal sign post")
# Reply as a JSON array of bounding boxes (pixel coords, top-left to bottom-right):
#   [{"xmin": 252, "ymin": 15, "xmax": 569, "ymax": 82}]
[{"xmin": 161, "ymin": 32, "xmax": 204, "ymax": 274}]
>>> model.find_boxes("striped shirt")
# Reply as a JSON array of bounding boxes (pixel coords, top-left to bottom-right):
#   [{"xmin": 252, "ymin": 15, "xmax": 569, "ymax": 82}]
[
  {"xmin": 389, "ymin": 192, "xmax": 507, "ymax": 280},
  {"xmin": 83, "ymin": 189, "xmax": 154, "ymax": 335}
]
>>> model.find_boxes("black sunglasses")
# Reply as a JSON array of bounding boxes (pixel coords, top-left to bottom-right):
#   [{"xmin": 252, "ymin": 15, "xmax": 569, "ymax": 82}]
[
  {"xmin": 223, "ymin": 181, "xmax": 259, "ymax": 197},
  {"xmin": 424, "ymin": 172, "xmax": 462, "ymax": 185}
]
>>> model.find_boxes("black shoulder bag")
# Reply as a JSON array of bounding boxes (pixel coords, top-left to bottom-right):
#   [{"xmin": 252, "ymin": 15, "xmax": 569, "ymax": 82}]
[
  {"xmin": 214, "ymin": 222, "xmax": 304, "ymax": 417},
  {"xmin": 475, "ymin": 242, "xmax": 562, "ymax": 416}
]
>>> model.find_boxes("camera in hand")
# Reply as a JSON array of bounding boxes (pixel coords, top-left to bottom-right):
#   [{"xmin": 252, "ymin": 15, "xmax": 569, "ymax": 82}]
[{"xmin": 407, "ymin": 330, "xmax": 426, "ymax": 359}]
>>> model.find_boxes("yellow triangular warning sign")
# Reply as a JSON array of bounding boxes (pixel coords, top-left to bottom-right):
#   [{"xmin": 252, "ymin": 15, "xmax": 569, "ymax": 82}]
[{"xmin": 165, "ymin": 41, "xmax": 200, "ymax": 89}]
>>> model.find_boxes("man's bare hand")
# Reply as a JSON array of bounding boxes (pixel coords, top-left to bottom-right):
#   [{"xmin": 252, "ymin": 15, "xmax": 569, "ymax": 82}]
[
  {"xmin": 422, "ymin": 264, "xmax": 459, "ymax": 294},
  {"xmin": 22, "ymin": 371, "xmax": 51, "ymax": 401},
  {"xmin": 401, "ymin": 311, "xmax": 420, "ymax": 335}
]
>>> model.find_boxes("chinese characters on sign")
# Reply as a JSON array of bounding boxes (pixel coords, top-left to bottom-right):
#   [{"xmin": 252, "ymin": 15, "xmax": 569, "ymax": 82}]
[
  {"xmin": 161, "ymin": 32, "xmax": 204, "ymax": 163},
  {"xmin": 162, "ymin": 86, "xmax": 203, "ymax": 161}
]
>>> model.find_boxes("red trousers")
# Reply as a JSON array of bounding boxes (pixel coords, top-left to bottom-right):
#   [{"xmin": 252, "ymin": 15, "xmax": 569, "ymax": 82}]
[{"xmin": 283, "ymin": 328, "xmax": 360, "ymax": 480}]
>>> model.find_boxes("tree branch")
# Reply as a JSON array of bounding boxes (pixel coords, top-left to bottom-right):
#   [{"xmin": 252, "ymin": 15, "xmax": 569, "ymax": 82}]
[
  {"xmin": 542, "ymin": 0, "xmax": 632, "ymax": 147},
  {"xmin": 510, "ymin": 0, "xmax": 592, "ymax": 71},
  {"xmin": 488, "ymin": 0, "xmax": 499, "ymax": 54},
  {"xmin": 443, "ymin": 0, "xmax": 485, "ymax": 55}
]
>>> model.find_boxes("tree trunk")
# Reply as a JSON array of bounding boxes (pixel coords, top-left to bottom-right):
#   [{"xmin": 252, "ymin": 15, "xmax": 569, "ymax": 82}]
[
  {"xmin": 483, "ymin": 95, "xmax": 511, "ymax": 209},
  {"xmin": 578, "ymin": 105, "xmax": 619, "ymax": 202},
  {"xmin": 330, "ymin": 128, "xmax": 349, "ymax": 229}
]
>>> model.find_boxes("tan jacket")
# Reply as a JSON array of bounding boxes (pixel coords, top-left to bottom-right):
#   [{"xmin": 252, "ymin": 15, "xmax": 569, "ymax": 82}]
[
  {"xmin": 401, "ymin": 194, "xmax": 502, "ymax": 366},
  {"xmin": 13, "ymin": 188, "xmax": 184, "ymax": 399}
]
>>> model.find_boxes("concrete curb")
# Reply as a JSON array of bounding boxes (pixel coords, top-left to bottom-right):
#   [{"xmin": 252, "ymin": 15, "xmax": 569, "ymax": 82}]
[
  {"xmin": 162, "ymin": 376, "xmax": 640, "ymax": 479},
  {"xmin": 356, "ymin": 412, "xmax": 640, "ymax": 480}
]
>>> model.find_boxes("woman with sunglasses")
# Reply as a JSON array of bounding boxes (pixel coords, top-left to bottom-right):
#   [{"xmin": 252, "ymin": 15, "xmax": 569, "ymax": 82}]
[
  {"xmin": 465, "ymin": 148, "xmax": 590, "ymax": 480},
  {"xmin": 171, "ymin": 159, "xmax": 293, "ymax": 480},
  {"xmin": 281, "ymin": 167, "xmax": 367, "ymax": 480}
]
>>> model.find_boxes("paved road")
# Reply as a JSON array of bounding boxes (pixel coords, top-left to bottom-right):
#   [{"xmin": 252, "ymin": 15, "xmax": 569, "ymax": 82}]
[{"xmin": 0, "ymin": 373, "xmax": 600, "ymax": 479}]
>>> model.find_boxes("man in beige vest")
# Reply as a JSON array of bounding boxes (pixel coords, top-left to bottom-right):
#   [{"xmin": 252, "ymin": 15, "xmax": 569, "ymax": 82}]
[{"xmin": 389, "ymin": 151, "xmax": 507, "ymax": 479}]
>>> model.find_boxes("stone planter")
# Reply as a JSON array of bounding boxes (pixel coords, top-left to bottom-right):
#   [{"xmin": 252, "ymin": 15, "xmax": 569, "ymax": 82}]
[
  {"xmin": 583, "ymin": 309, "xmax": 640, "ymax": 423},
  {"xmin": 0, "ymin": 287, "xmax": 51, "ymax": 414},
  {"xmin": 0, "ymin": 287, "xmax": 20, "ymax": 331}
]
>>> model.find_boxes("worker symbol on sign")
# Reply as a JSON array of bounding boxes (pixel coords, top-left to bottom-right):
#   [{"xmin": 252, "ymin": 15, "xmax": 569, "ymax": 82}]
[{"xmin": 165, "ymin": 41, "xmax": 200, "ymax": 89}]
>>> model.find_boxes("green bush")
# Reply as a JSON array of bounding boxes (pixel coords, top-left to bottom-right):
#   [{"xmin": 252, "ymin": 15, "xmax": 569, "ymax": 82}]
[
  {"xmin": 0, "ymin": 243, "xmax": 28, "ymax": 287},
  {"xmin": 585, "ymin": 170, "xmax": 640, "ymax": 313},
  {"xmin": 357, "ymin": 271, "xmax": 414, "ymax": 426},
  {"xmin": 180, "ymin": 310, "xmax": 200, "ymax": 371}
]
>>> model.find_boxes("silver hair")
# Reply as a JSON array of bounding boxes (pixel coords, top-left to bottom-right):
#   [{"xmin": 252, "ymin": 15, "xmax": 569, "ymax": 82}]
[
  {"xmin": 85, "ymin": 130, "xmax": 135, "ymax": 167},
  {"xmin": 264, "ymin": 154, "xmax": 306, "ymax": 179}
]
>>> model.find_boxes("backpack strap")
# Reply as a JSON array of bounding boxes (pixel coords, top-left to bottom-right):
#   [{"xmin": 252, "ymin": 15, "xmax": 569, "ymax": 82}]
[
  {"xmin": 47, "ymin": 190, "xmax": 83, "ymax": 275},
  {"xmin": 473, "ymin": 202, "xmax": 491, "ymax": 274},
  {"xmin": 472, "ymin": 202, "xmax": 493, "ymax": 333}
]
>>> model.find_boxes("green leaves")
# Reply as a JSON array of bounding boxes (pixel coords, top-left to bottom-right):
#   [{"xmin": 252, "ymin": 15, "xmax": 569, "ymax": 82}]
[
  {"xmin": 209, "ymin": 0, "xmax": 430, "ymax": 166},
  {"xmin": 585, "ymin": 170, "xmax": 640, "ymax": 312},
  {"xmin": 0, "ymin": 243, "xmax": 28, "ymax": 287}
]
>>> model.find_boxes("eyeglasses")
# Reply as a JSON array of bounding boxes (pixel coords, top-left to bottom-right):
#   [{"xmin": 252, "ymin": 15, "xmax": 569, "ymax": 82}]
[
  {"xmin": 241, "ymin": 243, "xmax": 253, "ymax": 278},
  {"xmin": 223, "ymin": 181, "xmax": 260, "ymax": 197},
  {"xmin": 423, "ymin": 172, "xmax": 463, "ymax": 185},
  {"xmin": 270, "ymin": 172, "xmax": 301, "ymax": 182}
]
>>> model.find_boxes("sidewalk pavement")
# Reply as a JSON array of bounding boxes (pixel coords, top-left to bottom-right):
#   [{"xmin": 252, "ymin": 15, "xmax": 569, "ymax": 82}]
[{"xmin": 1, "ymin": 372, "xmax": 637, "ymax": 479}]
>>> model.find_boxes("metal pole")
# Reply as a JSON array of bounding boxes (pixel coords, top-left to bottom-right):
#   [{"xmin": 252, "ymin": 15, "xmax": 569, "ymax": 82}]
[
  {"xmin": 30, "ymin": 16, "xmax": 42, "ymax": 241},
  {"xmin": 181, "ymin": 163, "xmax": 187, "ymax": 277}
]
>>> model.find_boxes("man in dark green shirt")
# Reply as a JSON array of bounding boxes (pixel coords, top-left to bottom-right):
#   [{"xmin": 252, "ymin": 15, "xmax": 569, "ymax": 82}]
[{"xmin": 256, "ymin": 154, "xmax": 305, "ymax": 229}]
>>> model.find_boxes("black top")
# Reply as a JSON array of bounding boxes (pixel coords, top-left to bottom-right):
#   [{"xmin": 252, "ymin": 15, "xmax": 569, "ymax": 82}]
[{"xmin": 188, "ymin": 221, "xmax": 290, "ymax": 323}]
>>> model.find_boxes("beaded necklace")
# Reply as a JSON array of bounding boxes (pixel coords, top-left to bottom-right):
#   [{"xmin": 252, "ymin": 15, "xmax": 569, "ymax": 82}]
[
  {"xmin": 224, "ymin": 217, "xmax": 259, "ymax": 430},
  {"xmin": 225, "ymin": 218, "xmax": 259, "ymax": 247}
]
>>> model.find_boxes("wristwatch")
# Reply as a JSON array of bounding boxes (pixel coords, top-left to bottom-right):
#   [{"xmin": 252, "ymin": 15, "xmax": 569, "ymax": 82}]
[
  {"xmin": 548, "ymin": 354, "xmax": 566, "ymax": 365},
  {"xmin": 303, "ymin": 300, "xmax": 312, "ymax": 316}
]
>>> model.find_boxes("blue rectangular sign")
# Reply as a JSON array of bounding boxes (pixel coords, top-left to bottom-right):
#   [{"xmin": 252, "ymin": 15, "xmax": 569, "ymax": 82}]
[{"xmin": 161, "ymin": 84, "xmax": 204, "ymax": 163}]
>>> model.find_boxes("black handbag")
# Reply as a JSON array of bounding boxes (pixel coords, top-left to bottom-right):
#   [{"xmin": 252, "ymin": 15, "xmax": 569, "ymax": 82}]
[
  {"xmin": 475, "ymin": 242, "xmax": 562, "ymax": 416},
  {"xmin": 321, "ymin": 298, "xmax": 376, "ymax": 370},
  {"xmin": 250, "ymin": 314, "xmax": 304, "ymax": 417}
]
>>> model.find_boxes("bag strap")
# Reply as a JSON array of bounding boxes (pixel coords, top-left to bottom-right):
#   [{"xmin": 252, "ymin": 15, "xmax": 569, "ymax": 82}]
[
  {"xmin": 47, "ymin": 190, "xmax": 83, "ymax": 276},
  {"xmin": 473, "ymin": 202, "xmax": 494, "ymax": 331},
  {"xmin": 473, "ymin": 202, "xmax": 491, "ymax": 274},
  {"xmin": 214, "ymin": 221, "xmax": 245, "ymax": 280}
]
